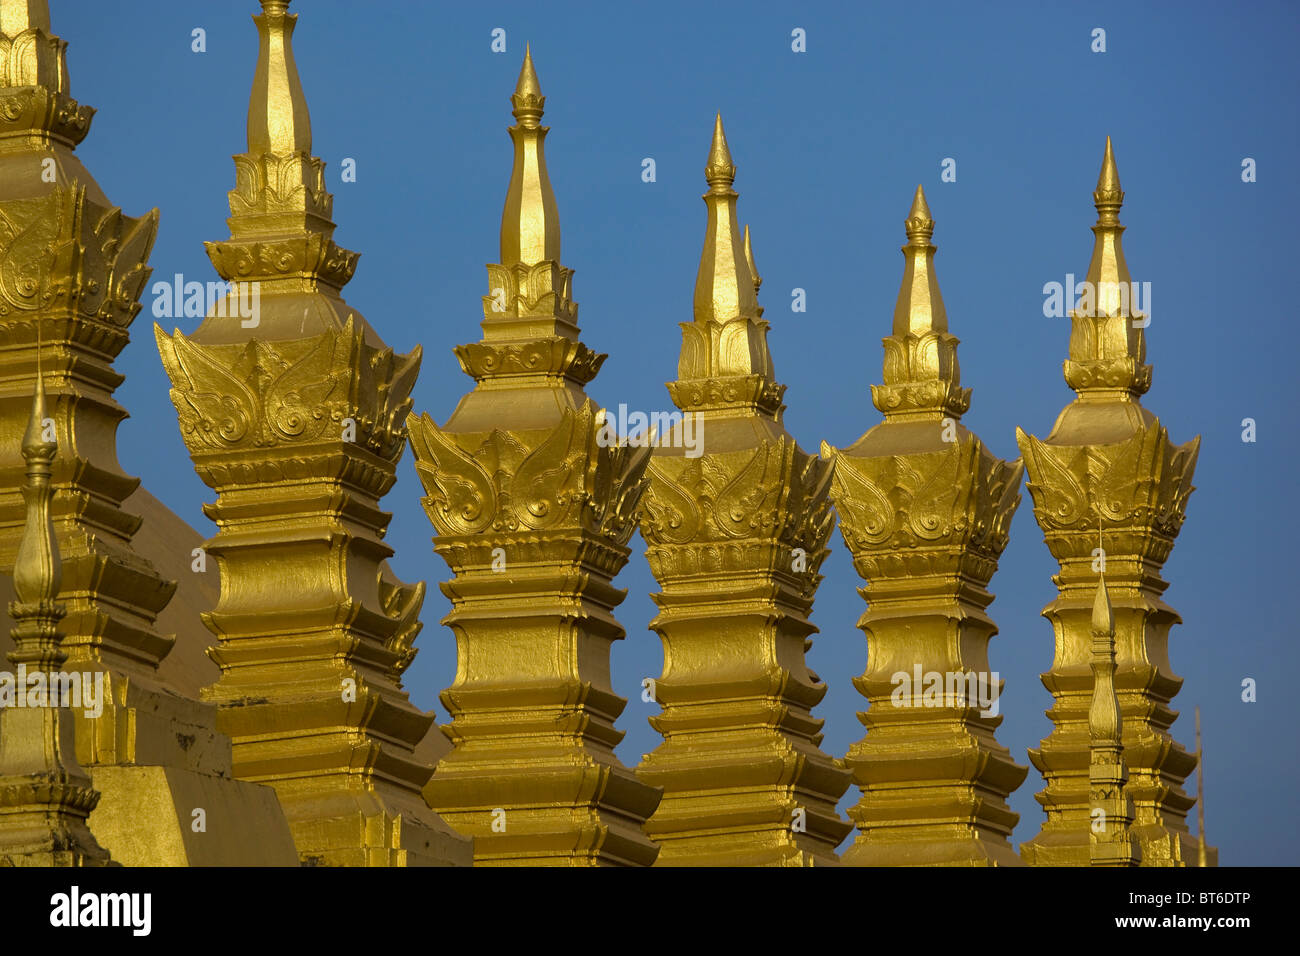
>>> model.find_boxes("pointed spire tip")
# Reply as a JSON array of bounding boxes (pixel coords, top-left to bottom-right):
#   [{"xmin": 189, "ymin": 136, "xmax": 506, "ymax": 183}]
[
  {"xmin": 908, "ymin": 184, "xmax": 932, "ymax": 221},
  {"xmin": 705, "ymin": 113, "xmax": 735, "ymax": 190},
  {"xmin": 1091, "ymin": 573, "xmax": 1115, "ymax": 636},
  {"xmin": 516, "ymin": 43, "xmax": 541, "ymax": 98},
  {"xmin": 22, "ymin": 374, "xmax": 48, "ymax": 454},
  {"xmin": 1096, "ymin": 135, "xmax": 1122, "ymax": 196}
]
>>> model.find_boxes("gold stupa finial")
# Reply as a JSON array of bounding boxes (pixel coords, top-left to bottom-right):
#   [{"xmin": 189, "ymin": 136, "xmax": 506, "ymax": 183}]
[
  {"xmin": 1094, "ymin": 135, "xmax": 1124, "ymax": 221},
  {"xmin": 692, "ymin": 113, "xmax": 756, "ymax": 328},
  {"xmin": 514, "ymin": 43, "xmax": 542, "ymax": 108},
  {"xmin": 871, "ymin": 186, "xmax": 969, "ymax": 421},
  {"xmin": 705, "ymin": 112, "xmax": 736, "ymax": 191},
  {"xmin": 246, "ymin": 0, "xmax": 311, "ymax": 157},
  {"xmin": 670, "ymin": 114, "xmax": 777, "ymax": 411},
  {"xmin": 1062, "ymin": 136, "xmax": 1150, "ymax": 399},
  {"xmin": 893, "ymin": 184, "xmax": 945, "ymax": 335},
  {"xmin": 1066, "ymin": 135, "xmax": 1149, "ymax": 390},
  {"xmin": 1086, "ymin": 569, "xmax": 1138, "ymax": 864},
  {"xmin": 202, "ymin": 0, "xmax": 352, "ymax": 308},
  {"xmin": 1091, "ymin": 571, "xmax": 1114, "ymax": 637},
  {"xmin": 500, "ymin": 44, "xmax": 560, "ymax": 266},
  {"xmin": 9, "ymin": 373, "xmax": 66, "ymax": 670},
  {"xmin": 1084, "ymin": 134, "xmax": 1129, "ymax": 292},
  {"xmin": 903, "ymin": 183, "xmax": 934, "ymax": 246},
  {"xmin": 1088, "ymin": 562, "xmax": 1119, "ymax": 751}
]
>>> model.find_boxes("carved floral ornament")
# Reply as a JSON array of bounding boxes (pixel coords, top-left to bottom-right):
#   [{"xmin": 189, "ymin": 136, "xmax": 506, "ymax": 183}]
[
  {"xmin": 640, "ymin": 437, "xmax": 833, "ymax": 555},
  {"xmin": 0, "ymin": 189, "xmax": 155, "ymax": 325},
  {"xmin": 1017, "ymin": 422, "xmax": 1197, "ymax": 536},
  {"xmin": 483, "ymin": 259, "xmax": 576, "ymax": 322},
  {"xmin": 155, "ymin": 315, "xmax": 418, "ymax": 459},
  {"xmin": 454, "ymin": 336, "xmax": 604, "ymax": 385},
  {"xmin": 227, "ymin": 151, "xmax": 332, "ymax": 221},
  {"xmin": 408, "ymin": 399, "xmax": 649, "ymax": 543},
  {"xmin": 824, "ymin": 438, "xmax": 1022, "ymax": 556}
]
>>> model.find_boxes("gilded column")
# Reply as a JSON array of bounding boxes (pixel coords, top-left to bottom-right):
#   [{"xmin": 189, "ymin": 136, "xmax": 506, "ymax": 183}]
[
  {"xmin": 407, "ymin": 49, "xmax": 660, "ymax": 866},
  {"xmin": 1018, "ymin": 138, "xmax": 1208, "ymax": 866},
  {"xmin": 1087, "ymin": 572, "xmax": 1139, "ymax": 866},
  {"xmin": 0, "ymin": 1, "xmax": 295, "ymax": 864},
  {"xmin": 822, "ymin": 187, "xmax": 1026, "ymax": 866},
  {"xmin": 635, "ymin": 116, "xmax": 851, "ymax": 866},
  {"xmin": 156, "ymin": 0, "xmax": 469, "ymax": 866},
  {"xmin": 0, "ymin": 378, "xmax": 111, "ymax": 867}
]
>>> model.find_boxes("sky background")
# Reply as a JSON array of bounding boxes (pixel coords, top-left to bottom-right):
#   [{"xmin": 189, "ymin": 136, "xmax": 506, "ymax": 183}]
[{"xmin": 54, "ymin": 0, "xmax": 1298, "ymax": 864}]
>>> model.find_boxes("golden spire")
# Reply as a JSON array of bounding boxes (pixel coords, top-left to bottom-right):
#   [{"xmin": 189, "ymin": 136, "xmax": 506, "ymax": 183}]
[
  {"xmin": 1087, "ymin": 571, "xmax": 1138, "ymax": 865},
  {"xmin": 1087, "ymin": 573, "xmax": 1120, "ymax": 758},
  {"xmin": 1088, "ymin": 546, "xmax": 1120, "ymax": 762},
  {"xmin": 893, "ymin": 184, "xmax": 947, "ymax": 336},
  {"xmin": 0, "ymin": 371, "xmax": 113, "ymax": 870},
  {"xmin": 246, "ymin": 0, "xmax": 311, "ymax": 157},
  {"xmin": 499, "ymin": 44, "xmax": 561, "ymax": 267},
  {"xmin": 202, "ymin": 0, "xmax": 356, "ymax": 323},
  {"xmin": 1065, "ymin": 136, "xmax": 1150, "ymax": 398},
  {"xmin": 1196, "ymin": 706, "xmax": 1208, "ymax": 866},
  {"xmin": 8, "ymin": 373, "xmax": 66, "ymax": 671},
  {"xmin": 693, "ymin": 113, "xmax": 757, "ymax": 326},
  {"xmin": 871, "ymin": 186, "xmax": 969, "ymax": 420},
  {"xmin": 223, "ymin": 0, "xmax": 332, "ymax": 243},
  {"xmin": 670, "ymin": 114, "xmax": 776, "ymax": 408},
  {"xmin": 1082, "ymin": 136, "xmax": 1132, "ymax": 313}
]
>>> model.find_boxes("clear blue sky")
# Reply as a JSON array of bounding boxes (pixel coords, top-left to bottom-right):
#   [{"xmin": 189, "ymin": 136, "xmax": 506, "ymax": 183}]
[{"xmin": 59, "ymin": 0, "xmax": 1298, "ymax": 864}]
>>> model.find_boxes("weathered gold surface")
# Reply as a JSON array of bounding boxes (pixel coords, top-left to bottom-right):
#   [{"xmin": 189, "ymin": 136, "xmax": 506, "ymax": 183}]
[
  {"xmin": 822, "ymin": 187, "xmax": 1026, "ymax": 866},
  {"xmin": 634, "ymin": 116, "xmax": 850, "ymax": 867},
  {"xmin": 1018, "ymin": 139, "xmax": 1212, "ymax": 866},
  {"xmin": 407, "ymin": 49, "xmax": 660, "ymax": 866},
  {"xmin": 156, "ymin": 0, "xmax": 468, "ymax": 867},
  {"xmin": 0, "ymin": 376, "xmax": 112, "ymax": 866},
  {"xmin": 0, "ymin": 0, "xmax": 296, "ymax": 866},
  {"xmin": 1087, "ymin": 574, "xmax": 1138, "ymax": 866}
]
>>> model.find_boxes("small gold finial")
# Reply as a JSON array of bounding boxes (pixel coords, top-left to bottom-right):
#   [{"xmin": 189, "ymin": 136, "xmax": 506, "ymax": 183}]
[
  {"xmin": 247, "ymin": 0, "xmax": 312, "ymax": 156},
  {"xmin": 205, "ymin": 0, "xmax": 352, "ymax": 304},
  {"xmin": 516, "ymin": 43, "xmax": 542, "ymax": 98},
  {"xmin": 904, "ymin": 184, "xmax": 934, "ymax": 245},
  {"xmin": 21, "ymin": 373, "xmax": 51, "ymax": 456},
  {"xmin": 891, "ymin": 185, "xmax": 949, "ymax": 337},
  {"xmin": 692, "ymin": 113, "xmax": 757, "ymax": 330},
  {"xmin": 743, "ymin": 224, "xmax": 761, "ymax": 293},
  {"xmin": 874, "ymin": 185, "xmax": 968, "ymax": 420},
  {"xmin": 705, "ymin": 112, "xmax": 736, "ymax": 192},
  {"xmin": 11, "ymin": 374, "xmax": 63, "ymax": 647},
  {"xmin": 1093, "ymin": 135, "xmax": 1124, "ymax": 223},
  {"xmin": 1091, "ymin": 571, "xmax": 1114, "ymax": 636},
  {"xmin": 510, "ymin": 43, "xmax": 545, "ymax": 128},
  {"xmin": 1087, "ymin": 568, "xmax": 1136, "ymax": 865},
  {"xmin": 1064, "ymin": 136, "xmax": 1147, "ymax": 394},
  {"xmin": 500, "ymin": 46, "xmax": 560, "ymax": 266}
]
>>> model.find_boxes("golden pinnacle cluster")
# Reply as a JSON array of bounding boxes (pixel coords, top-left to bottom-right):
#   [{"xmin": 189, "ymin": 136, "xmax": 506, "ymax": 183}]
[{"xmin": 0, "ymin": 1, "xmax": 1212, "ymax": 867}]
